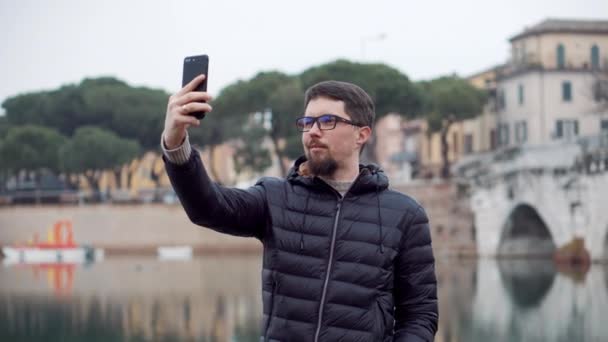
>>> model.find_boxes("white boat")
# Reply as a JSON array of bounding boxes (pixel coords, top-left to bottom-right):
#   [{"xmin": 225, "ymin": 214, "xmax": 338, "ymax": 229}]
[
  {"xmin": 2, "ymin": 246, "xmax": 104, "ymax": 265},
  {"xmin": 1, "ymin": 219, "xmax": 104, "ymax": 265},
  {"xmin": 157, "ymin": 246, "xmax": 193, "ymax": 260}
]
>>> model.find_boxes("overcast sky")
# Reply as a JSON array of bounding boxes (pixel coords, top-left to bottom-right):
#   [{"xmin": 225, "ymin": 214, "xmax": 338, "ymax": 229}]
[{"xmin": 1, "ymin": 0, "xmax": 606, "ymax": 108}]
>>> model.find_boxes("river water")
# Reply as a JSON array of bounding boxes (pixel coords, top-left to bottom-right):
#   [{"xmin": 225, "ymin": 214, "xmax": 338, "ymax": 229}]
[{"xmin": 1, "ymin": 256, "xmax": 606, "ymax": 341}]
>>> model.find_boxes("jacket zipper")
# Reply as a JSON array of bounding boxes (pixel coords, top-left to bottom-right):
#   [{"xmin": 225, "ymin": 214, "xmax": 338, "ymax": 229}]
[{"xmin": 313, "ymin": 198, "xmax": 342, "ymax": 342}]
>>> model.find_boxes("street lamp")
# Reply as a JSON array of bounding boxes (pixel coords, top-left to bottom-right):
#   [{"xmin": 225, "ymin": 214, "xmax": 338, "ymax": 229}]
[{"xmin": 361, "ymin": 33, "xmax": 387, "ymax": 60}]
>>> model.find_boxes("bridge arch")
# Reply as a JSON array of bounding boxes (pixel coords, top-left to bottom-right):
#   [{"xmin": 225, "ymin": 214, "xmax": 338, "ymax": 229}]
[{"xmin": 498, "ymin": 203, "xmax": 556, "ymax": 257}]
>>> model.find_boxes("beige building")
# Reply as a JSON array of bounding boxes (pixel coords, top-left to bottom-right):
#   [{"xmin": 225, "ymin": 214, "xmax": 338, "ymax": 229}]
[
  {"xmin": 373, "ymin": 114, "xmax": 473, "ymax": 181},
  {"xmin": 496, "ymin": 19, "xmax": 608, "ymax": 146},
  {"xmin": 373, "ymin": 64, "xmax": 502, "ymax": 181},
  {"xmin": 462, "ymin": 66, "xmax": 502, "ymax": 154}
]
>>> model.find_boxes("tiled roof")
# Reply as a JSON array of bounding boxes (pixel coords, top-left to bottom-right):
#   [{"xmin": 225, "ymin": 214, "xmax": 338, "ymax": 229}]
[{"xmin": 510, "ymin": 18, "xmax": 608, "ymax": 41}]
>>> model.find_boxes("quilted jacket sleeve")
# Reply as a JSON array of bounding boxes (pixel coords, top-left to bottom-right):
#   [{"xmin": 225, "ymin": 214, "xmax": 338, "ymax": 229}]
[
  {"xmin": 163, "ymin": 149, "xmax": 268, "ymax": 240},
  {"xmin": 393, "ymin": 205, "xmax": 438, "ymax": 342}
]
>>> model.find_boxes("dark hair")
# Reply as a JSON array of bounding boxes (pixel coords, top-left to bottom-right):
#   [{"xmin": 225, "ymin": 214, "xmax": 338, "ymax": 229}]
[{"xmin": 304, "ymin": 80, "xmax": 375, "ymax": 130}]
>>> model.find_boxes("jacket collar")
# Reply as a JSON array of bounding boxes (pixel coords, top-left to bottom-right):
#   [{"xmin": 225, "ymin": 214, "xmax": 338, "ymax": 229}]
[{"xmin": 286, "ymin": 155, "xmax": 389, "ymax": 195}]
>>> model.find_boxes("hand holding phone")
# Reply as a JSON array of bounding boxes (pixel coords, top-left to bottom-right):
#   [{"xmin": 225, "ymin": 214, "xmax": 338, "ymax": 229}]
[
  {"xmin": 182, "ymin": 54, "xmax": 209, "ymax": 119},
  {"xmin": 163, "ymin": 55, "xmax": 212, "ymax": 149}
]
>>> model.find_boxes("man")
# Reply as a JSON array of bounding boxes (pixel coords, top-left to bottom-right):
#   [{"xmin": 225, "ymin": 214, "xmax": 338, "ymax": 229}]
[{"xmin": 162, "ymin": 75, "xmax": 438, "ymax": 342}]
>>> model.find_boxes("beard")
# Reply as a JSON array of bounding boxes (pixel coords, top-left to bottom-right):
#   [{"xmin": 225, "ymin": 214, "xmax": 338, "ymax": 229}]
[{"xmin": 306, "ymin": 151, "xmax": 338, "ymax": 177}]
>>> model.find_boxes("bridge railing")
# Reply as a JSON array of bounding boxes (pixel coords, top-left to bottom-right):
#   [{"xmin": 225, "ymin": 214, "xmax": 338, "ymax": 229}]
[{"xmin": 454, "ymin": 133, "xmax": 608, "ymax": 185}]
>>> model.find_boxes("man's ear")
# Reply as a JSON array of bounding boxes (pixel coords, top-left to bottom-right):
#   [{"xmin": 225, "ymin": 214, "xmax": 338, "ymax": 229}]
[{"xmin": 356, "ymin": 126, "xmax": 372, "ymax": 149}]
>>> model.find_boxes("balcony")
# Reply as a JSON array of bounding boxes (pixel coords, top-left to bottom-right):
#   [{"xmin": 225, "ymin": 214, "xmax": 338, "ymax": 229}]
[{"xmin": 497, "ymin": 57, "xmax": 608, "ymax": 80}]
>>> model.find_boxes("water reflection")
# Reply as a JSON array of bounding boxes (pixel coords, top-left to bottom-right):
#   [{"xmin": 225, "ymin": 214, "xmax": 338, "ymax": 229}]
[
  {"xmin": 498, "ymin": 259, "xmax": 556, "ymax": 309},
  {"xmin": 438, "ymin": 258, "xmax": 608, "ymax": 342},
  {"xmin": 0, "ymin": 256, "xmax": 263, "ymax": 341},
  {"xmin": 1, "ymin": 256, "xmax": 607, "ymax": 341}
]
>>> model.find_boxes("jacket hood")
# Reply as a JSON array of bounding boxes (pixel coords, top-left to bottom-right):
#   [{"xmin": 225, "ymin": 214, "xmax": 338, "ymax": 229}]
[{"xmin": 286, "ymin": 155, "xmax": 389, "ymax": 195}]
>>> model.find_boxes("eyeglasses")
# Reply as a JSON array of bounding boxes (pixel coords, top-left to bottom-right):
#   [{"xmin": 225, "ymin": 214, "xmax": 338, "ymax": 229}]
[{"xmin": 295, "ymin": 114, "xmax": 363, "ymax": 132}]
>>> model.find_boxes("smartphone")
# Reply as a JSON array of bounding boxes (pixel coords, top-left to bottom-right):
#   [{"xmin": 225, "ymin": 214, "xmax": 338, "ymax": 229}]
[{"xmin": 182, "ymin": 54, "xmax": 209, "ymax": 119}]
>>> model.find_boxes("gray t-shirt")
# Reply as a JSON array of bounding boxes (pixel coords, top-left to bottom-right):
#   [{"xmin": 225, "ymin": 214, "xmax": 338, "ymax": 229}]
[{"xmin": 321, "ymin": 178, "xmax": 353, "ymax": 197}]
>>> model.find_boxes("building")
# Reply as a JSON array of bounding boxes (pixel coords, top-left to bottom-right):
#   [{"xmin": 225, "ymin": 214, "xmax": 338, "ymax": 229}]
[
  {"xmin": 373, "ymin": 114, "xmax": 471, "ymax": 181},
  {"xmin": 375, "ymin": 18, "xmax": 608, "ymax": 181},
  {"xmin": 373, "ymin": 65, "xmax": 501, "ymax": 181},
  {"xmin": 495, "ymin": 19, "xmax": 608, "ymax": 147},
  {"xmin": 462, "ymin": 65, "xmax": 502, "ymax": 154}
]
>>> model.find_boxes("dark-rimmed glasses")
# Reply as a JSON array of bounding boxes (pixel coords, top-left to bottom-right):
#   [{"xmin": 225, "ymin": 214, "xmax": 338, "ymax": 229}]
[{"xmin": 295, "ymin": 114, "xmax": 363, "ymax": 132}]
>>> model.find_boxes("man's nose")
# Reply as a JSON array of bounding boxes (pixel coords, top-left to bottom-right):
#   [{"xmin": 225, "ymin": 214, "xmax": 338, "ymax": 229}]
[{"xmin": 308, "ymin": 120, "xmax": 323, "ymax": 135}]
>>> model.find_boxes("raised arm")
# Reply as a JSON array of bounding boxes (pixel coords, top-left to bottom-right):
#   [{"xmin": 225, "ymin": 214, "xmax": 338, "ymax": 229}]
[
  {"xmin": 163, "ymin": 146, "xmax": 267, "ymax": 239},
  {"xmin": 161, "ymin": 74, "xmax": 267, "ymax": 239}
]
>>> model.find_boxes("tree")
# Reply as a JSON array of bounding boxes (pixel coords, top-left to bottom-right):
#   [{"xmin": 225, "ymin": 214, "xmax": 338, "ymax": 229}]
[
  {"xmin": 59, "ymin": 126, "xmax": 140, "ymax": 199},
  {"xmin": 233, "ymin": 125, "xmax": 273, "ymax": 177},
  {"xmin": 0, "ymin": 115, "xmax": 10, "ymax": 136},
  {"xmin": 1, "ymin": 92, "xmax": 54, "ymax": 128},
  {"xmin": 266, "ymin": 78, "xmax": 305, "ymax": 174},
  {"xmin": 0, "ymin": 125, "xmax": 67, "ymax": 184},
  {"xmin": 0, "ymin": 137, "xmax": 5, "ymax": 191},
  {"xmin": 207, "ymin": 61, "xmax": 424, "ymax": 176},
  {"xmin": 300, "ymin": 60, "xmax": 423, "ymax": 117},
  {"xmin": 299, "ymin": 60, "xmax": 424, "ymax": 162},
  {"xmin": 0, "ymin": 116, "xmax": 8, "ymax": 190},
  {"xmin": 79, "ymin": 78, "xmax": 168, "ymax": 150},
  {"xmin": 419, "ymin": 76, "xmax": 486, "ymax": 178},
  {"xmin": 283, "ymin": 134, "xmax": 305, "ymax": 161},
  {"xmin": 205, "ymin": 71, "xmax": 302, "ymax": 176},
  {"xmin": 2, "ymin": 77, "xmax": 168, "ymax": 151},
  {"xmin": 188, "ymin": 80, "xmax": 250, "ymax": 183},
  {"xmin": 231, "ymin": 72, "xmax": 301, "ymax": 176}
]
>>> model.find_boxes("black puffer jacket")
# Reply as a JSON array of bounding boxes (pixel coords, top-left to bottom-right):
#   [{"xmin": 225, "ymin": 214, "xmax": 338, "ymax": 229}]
[{"xmin": 165, "ymin": 152, "xmax": 438, "ymax": 342}]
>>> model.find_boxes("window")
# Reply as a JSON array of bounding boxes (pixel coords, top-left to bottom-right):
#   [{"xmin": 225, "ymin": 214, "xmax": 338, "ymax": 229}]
[
  {"xmin": 555, "ymin": 119, "xmax": 579, "ymax": 140},
  {"xmin": 591, "ymin": 45, "xmax": 600, "ymax": 70},
  {"xmin": 601, "ymin": 119, "xmax": 608, "ymax": 133},
  {"xmin": 562, "ymin": 81, "xmax": 572, "ymax": 102},
  {"xmin": 498, "ymin": 89, "xmax": 506, "ymax": 109},
  {"xmin": 490, "ymin": 129, "xmax": 497, "ymax": 150},
  {"xmin": 557, "ymin": 44, "xmax": 565, "ymax": 69},
  {"xmin": 518, "ymin": 84, "xmax": 524, "ymax": 105},
  {"xmin": 464, "ymin": 134, "xmax": 474, "ymax": 154},
  {"xmin": 515, "ymin": 121, "xmax": 528, "ymax": 144},
  {"xmin": 499, "ymin": 123, "xmax": 510, "ymax": 146},
  {"xmin": 452, "ymin": 132, "xmax": 459, "ymax": 155},
  {"xmin": 595, "ymin": 79, "xmax": 608, "ymax": 102}
]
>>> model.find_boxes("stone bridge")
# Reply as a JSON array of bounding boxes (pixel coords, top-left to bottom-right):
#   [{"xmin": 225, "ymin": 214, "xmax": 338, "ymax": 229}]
[{"xmin": 456, "ymin": 136, "xmax": 608, "ymax": 261}]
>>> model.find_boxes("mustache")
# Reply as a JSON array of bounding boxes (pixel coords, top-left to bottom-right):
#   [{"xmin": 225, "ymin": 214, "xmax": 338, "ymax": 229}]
[{"xmin": 307, "ymin": 141, "xmax": 328, "ymax": 148}]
